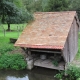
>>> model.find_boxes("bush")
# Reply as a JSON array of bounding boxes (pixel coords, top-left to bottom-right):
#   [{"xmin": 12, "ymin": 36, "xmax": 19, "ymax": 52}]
[
  {"xmin": 65, "ymin": 65, "xmax": 80, "ymax": 80},
  {"xmin": 0, "ymin": 43, "xmax": 14, "ymax": 54},
  {"xmin": 55, "ymin": 65, "xmax": 80, "ymax": 80},
  {"xmin": 54, "ymin": 72, "xmax": 63, "ymax": 80},
  {"xmin": 0, "ymin": 53, "xmax": 27, "ymax": 70}
]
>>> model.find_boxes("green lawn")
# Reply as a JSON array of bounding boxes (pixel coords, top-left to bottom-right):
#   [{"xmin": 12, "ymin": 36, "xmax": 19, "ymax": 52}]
[
  {"xmin": 0, "ymin": 24, "xmax": 27, "ymax": 31},
  {"xmin": 0, "ymin": 24, "xmax": 27, "ymax": 55},
  {"xmin": 0, "ymin": 24, "xmax": 27, "ymax": 38},
  {"xmin": 0, "ymin": 24, "xmax": 27, "ymax": 54}
]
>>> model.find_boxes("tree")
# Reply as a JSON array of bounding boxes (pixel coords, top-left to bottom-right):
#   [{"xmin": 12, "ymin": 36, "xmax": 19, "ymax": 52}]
[
  {"xmin": 43, "ymin": 0, "xmax": 70, "ymax": 12},
  {"xmin": 23, "ymin": 0, "xmax": 43, "ymax": 12},
  {"xmin": 0, "ymin": 0, "xmax": 33, "ymax": 31},
  {"xmin": 69, "ymin": 0, "xmax": 80, "ymax": 20},
  {"xmin": 23, "ymin": 0, "xmax": 70, "ymax": 12}
]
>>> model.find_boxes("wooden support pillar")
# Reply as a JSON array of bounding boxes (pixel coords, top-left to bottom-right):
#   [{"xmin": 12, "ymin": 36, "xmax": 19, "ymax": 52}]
[{"xmin": 64, "ymin": 63, "xmax": 68, "ymax": 76}]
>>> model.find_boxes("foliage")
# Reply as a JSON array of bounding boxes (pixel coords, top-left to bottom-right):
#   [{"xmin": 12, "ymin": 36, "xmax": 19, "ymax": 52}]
[
  {"xmin": 77, "ymin": 78, "xmax": 80, "ymax": 80},
  {"xmin": 66, "ymin": 65, "xmax": 80, "ymax": 80},
  {"xmin": 44, "ymin": 0, "xmax": 70, "ymax": 12},
  {"xmin": 0, "ymin": 34, "xmax": 27, "ymax": 70},
  {"xmin": 12, "ymin": 0, "xmax": 24, "ymax": 8},
  {"xmin": 23, "ymin": 0, "xmax": 80, "ymax": 20},
  {"xmin": 0, "ymin": 53, "xmax": 27, "ymax": 70},
  {"xmin": 0, "ymin": 37, "xmax": 15, "ymax": 55},
  {"xmin": 0, "ymin": 0, "xmax": 33, "ymax": 31},
  {"xmin": 0, "ymin": 43, "xmax": 14, "ymax": 54},
  {"xmin": 0, "ymin": 24, "xmax": 27, "ymax": 70},
  {"xmin": 0, "ymin": 0, "xmax": 19, "ymax": 23},
  {"xmin": 54, "ymin": 71, "xmax": 63, "ymax": 80},
  {"xmin": 69, "ymin": 0, "xmax": 80, "ymax": 20},
  {"xmin": 23, "ymin": 0, "xmax": 70, "ymax": 12},
  {"xmin": 55, "ymin": 65, "xmax": 80, "ymax": 80},
  {"xmin": 0, "ymin": 37, "xmax": 9, "ymax": 44},
  {"xmin": 23, "ymin": 0, "xmax": 43, "ymax": 12},
  {"xmin": 75, "ymin": 33, "xmax": 80, "ymax": 60},
  {"xmin": 52, "ymin": 60, "xmax": 59, "ymax": 66}
]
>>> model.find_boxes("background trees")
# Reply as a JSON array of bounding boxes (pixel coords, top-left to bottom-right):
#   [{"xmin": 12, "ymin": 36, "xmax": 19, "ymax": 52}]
[
  {"xmin": 69, "ymin": 0, "xmax": 80, "ymax": 20},
  {"xmin": 0, "ymin": 0, "xmax": 80, "ymax": 31},
  {"xmin": 23, "ymin": 0, "xmax": 80, "ymax": 20},
  {"xmin": 23, "ymin": 0, "xmax": 70, "ymax": 12},
  {"xmin": 23, "ymin": 0, "xmax": 43, "ymax": 12},
  {"xmin": 0, "ymin": 0, "xmax": 33, "ymax": 31},
  {"xmin": 43, "ymin": 0, "xmax": 70, "ymax": 12}
]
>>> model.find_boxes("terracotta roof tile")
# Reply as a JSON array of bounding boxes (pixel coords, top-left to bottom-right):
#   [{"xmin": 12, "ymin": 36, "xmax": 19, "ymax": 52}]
[{"xmin": 14, "ymin": 11, "xmax": 77, "ymax": 49}]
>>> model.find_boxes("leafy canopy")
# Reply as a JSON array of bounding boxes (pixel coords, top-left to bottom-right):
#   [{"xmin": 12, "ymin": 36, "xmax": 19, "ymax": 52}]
[
  {"xmin": 23, "ymin": 0, "xmax": 70, "ymax": 12},
  {"xmin": 44, "ymin": 0, "xmax": 70, "ymax": 12},
  {"xmin": 0, "ymin": 0, "xmax": 33, "ymax": 31}
]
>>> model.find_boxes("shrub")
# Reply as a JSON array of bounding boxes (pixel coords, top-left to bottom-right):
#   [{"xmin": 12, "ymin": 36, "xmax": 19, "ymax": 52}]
[
  {"xmin": 65, "ymin": 65, "xmax": 80, "ymax": 80},
  {"xmin": 54, "ymin": 72, "xmax": 63, "ymax": 80},
  {"xmin": 55, "ymin": 65, "xmax": 80, "ymax": 80},
  {"xmin": 0, "ymin": 53, "xmax": 27, "ymax": 70},
  {"xmin": 0, "ymin": 43, "xmax": 15, "ymax": 54}
]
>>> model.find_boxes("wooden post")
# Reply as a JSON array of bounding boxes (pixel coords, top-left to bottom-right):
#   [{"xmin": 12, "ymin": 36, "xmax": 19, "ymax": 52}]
[
  {"xmin": 17, "ymin": 26, "xmax": 19, "ymax": 37},
  {"xmin": 2, "ymin": 25, "xmax": 6, "ymax": 37},
  {"xmin": 64, "ymin": 63, "xmax": 68, "ymax": 76}
]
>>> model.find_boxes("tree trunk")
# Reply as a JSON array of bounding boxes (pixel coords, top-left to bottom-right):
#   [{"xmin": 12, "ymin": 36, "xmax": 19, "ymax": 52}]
[
  {"xmin": 2, "ymin": 9, "xmax": 5, "ymax": 23},
  {"xmin": 7, "ymin": 23, "xmax": 11, "ymax": 31}
]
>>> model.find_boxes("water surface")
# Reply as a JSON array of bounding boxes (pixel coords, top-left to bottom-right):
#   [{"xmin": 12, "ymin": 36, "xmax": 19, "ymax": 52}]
[{"xmin": 0, "ymin": 67, "xmax": 58, "ymax": 80}]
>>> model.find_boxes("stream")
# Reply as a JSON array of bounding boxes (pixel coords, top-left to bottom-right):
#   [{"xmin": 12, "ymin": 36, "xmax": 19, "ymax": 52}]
[{"xmin": 0, "ymin": 67, "xmax": 58, "ymax": 80}]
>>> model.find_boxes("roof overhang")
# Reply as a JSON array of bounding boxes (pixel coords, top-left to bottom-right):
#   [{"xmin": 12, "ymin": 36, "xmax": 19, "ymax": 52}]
[
  {"xmin": 14, "ymin": 11, "xmax": 78, "ymax": 50},
  {"xmin": 15, "ymin": 44, "xmax": 63, "ymax": 50}
]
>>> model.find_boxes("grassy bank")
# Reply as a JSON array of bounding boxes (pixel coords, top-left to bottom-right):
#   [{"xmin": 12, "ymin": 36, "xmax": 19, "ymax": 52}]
[{"xmin": 0, "ymin": 24, "xmax": 27, "ymax": 70}]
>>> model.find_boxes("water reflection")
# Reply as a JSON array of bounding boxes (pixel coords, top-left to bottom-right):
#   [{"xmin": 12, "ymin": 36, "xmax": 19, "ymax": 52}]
[
  {"xmin": 0, "ymin": 67, "xmax": 58, "ymax": 80},
  {"xmin": 6, "ymin": 76, "xmax": 29, "ymax": 80}
]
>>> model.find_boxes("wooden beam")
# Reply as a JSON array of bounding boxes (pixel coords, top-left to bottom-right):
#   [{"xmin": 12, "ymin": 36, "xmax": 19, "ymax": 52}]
[{"xmin": 30, "ymin": 49, "xmax": 61, "ymax": 54}]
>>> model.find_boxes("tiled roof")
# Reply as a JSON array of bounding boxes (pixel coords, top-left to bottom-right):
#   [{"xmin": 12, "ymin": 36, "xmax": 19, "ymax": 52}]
[{"xmin": 14, "ymin": 11, "xmax": 77, "ymax": 49}]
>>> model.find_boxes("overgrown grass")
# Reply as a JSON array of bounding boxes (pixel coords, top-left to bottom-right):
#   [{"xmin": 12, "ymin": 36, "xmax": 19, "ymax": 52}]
[
  {"xmin": 0, "ymin": 24, "xmax": 27, "ymax": 70},
  {"xmin": 0, "ymin": 53, "xmax": 27, "ymax": 70},
  {"xmin": 0, "ymin": 37, "xmax": 16, "ymax": 55},
  {"xmin": 55, "ymin": 65, "xmax": 80, "ymax": 80}
]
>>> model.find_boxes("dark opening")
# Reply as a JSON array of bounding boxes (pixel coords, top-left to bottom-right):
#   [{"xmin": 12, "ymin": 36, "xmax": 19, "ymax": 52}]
[{"xmin": 30, "ymin": 48, "xmax": 65, "ymax": 65}]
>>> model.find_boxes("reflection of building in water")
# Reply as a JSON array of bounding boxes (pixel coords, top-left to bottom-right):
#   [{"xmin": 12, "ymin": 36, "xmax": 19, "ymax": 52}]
[
  {"xmin": 0, "ymin": 68, "xmax": 58, "ymax": 80},
  {"xmin": 28, "ymin": 68, "xmax": 57, "ymax": 80},
  {"xmin": 0, "ymin": 70, "xmax": 29, "ymax": 80},
  {"xmin": 6, "ymin": 76, "xmax": 29, "ymax": 80},
  {"xmin": 28, "ymin": 73, "xmax": 55, "ymax": 80}
]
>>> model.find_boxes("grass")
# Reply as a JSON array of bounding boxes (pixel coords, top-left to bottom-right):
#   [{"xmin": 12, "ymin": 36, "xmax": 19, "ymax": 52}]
[
  {"xmin": 75, "ymin": 32, "xmax": 80, "ymax": 60},
  {"xmin": 0, "ymin": 24, "xmax": 26, "ymax": 31},
  {"xmin": 0, "ymin": 24, "xmax": 27, "ymax": 70},
  {"xmin": 0, "ymin": 24, "xmax": 27, "ymax": 38},
  {"xmin": 0, "ymin": 24, "xmax": 27, "ymax": 54},
  {"xmin": 0, "ymin": 37, "xmax": 9, "ymax": 45},
  {"xmin": 0, "ymin": 36, "xmax": 17, "ymax": 55}
]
